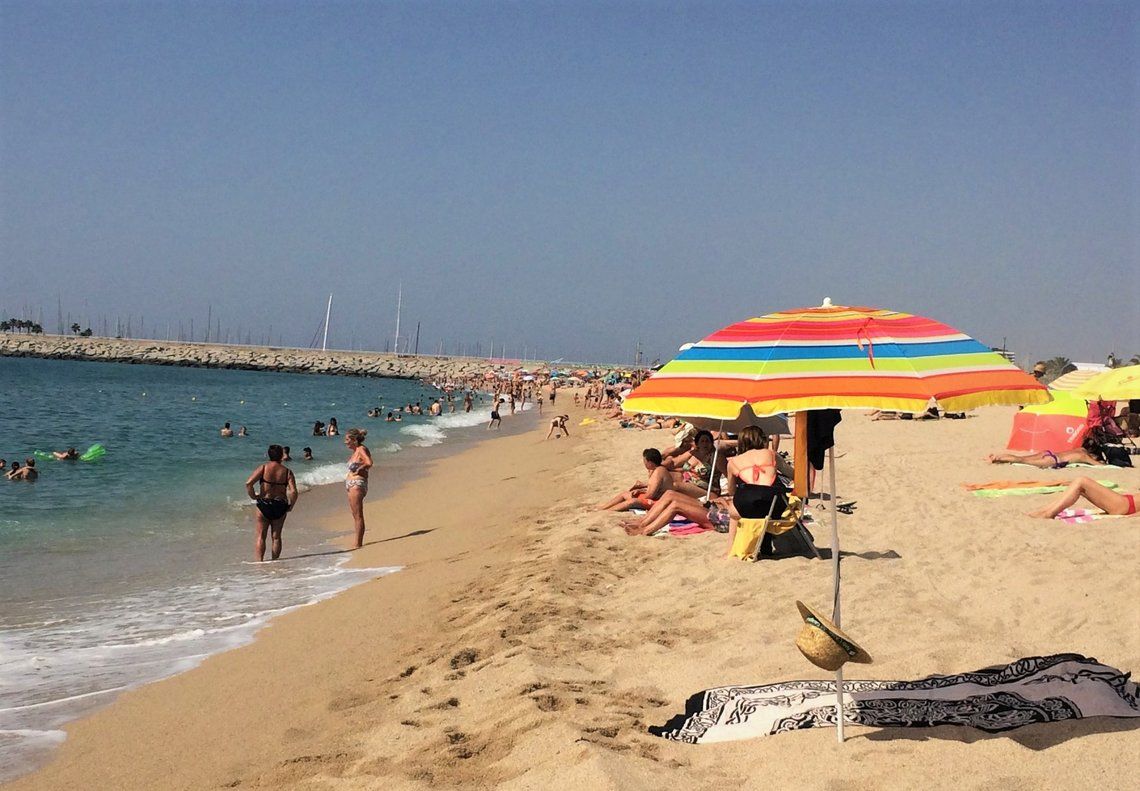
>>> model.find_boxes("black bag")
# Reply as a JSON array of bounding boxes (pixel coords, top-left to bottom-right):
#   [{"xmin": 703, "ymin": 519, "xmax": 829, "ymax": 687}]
[{"xmin": 1101, "ymin": 444, "xmax": 1133, "ymax": 468}]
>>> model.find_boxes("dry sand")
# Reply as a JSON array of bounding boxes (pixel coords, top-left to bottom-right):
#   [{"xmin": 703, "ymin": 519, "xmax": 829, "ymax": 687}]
[{"xmin": 6, "ymin": 405, "xmax": 1139, "ymax": 790}]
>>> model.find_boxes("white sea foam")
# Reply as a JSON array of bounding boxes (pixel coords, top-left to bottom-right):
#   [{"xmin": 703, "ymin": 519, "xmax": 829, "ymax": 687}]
[
  {"xmin": 400, "ymin": 424, "xmax": 447, "ymax": 447},
  {"xmin": 295, "ymin": 462, "xmax": 350, "ymax": 488},
  {"xmin": 0, "ymin": 559, "xmax": 400, "ymax": 782}
]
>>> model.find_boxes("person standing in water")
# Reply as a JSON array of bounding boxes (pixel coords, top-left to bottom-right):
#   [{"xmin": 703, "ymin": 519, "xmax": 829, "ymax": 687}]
[
  {"xmin": 344, "ymin": 428, "xmax": 372, "ymax": 549},
  {"xmin": 244, "ymin": 445, "xmax": 298, "ymax": 562}
]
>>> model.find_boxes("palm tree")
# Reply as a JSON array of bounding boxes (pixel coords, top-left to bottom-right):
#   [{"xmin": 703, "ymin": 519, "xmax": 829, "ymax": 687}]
[
  {"xmin": 1045, "ymin": 357, "xmax": 1071, "ymax": 378},
  {"xmin": 71, "ymin": 323, "xmax": 81, "ymax": 334},
  {"xmin": 0, "ymin": 320, "xmax": 9, "ymax": 333}
]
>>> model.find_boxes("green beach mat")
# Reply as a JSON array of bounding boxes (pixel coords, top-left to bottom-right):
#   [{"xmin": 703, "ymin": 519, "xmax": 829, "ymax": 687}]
[{"xmin": 971, "ymin": 480, "xmax": 1120, "ymax": 498}]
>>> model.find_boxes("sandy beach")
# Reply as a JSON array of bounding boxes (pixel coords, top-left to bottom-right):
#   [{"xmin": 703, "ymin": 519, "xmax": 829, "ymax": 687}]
[{"xmin": 6, "ymin": 403, "xmax": 1138, "ymax": 790}]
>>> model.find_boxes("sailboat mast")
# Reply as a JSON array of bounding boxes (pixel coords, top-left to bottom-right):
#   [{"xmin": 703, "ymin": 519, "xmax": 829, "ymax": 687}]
[
  {"xmin": 394, "ymin": 284, "xmax": 402, "ymax": 354},
  {"xmin": 322, "ymin": 293, "xmax": 333, "ymax": 351}
]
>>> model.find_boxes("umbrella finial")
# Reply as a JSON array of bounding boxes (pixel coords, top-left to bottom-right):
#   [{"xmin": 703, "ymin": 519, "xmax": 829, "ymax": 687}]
[{"xmin": 821, "ymin": 297, "xmax": 833, "ymax": 308}]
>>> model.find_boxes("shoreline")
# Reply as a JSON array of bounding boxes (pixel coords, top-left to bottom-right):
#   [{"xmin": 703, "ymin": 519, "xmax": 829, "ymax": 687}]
[
  {"xmin": 0, "ymin": 386, "xmax": 543, "ymax": 786},
  {"xmin": 6, "ymin": 404, "xmax": 1138, "ymax": 790}
]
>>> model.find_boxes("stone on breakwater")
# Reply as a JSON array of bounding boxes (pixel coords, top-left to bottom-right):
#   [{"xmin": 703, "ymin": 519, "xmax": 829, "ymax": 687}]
[{"xmin": 0, "ymin": 335, "xmax": 547, "ymax": 383}]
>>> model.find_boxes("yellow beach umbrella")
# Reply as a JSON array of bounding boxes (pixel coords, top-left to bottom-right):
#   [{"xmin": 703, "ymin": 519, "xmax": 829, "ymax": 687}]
[
  {"xmin": 1072, "ymin": 365, "xmax": 1140, "ymax": 401},
  {"xmin": 1048, "ymin": 368, "xmax": 1103, "ymax": 391}
]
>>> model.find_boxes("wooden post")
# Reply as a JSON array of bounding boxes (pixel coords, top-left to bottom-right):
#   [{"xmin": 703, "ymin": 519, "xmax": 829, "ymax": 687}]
[{"xmin": 793, "ymin": 412, "xmax": 809, "ymax": 497}]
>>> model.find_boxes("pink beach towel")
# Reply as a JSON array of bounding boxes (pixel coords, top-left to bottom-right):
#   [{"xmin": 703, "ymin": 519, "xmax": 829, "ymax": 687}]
[{"xmin": 1054, "ymin": 508, "xmax": 1125, "ymax": 525}]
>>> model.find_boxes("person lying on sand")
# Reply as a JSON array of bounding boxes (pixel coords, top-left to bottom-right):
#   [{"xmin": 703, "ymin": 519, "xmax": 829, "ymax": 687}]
[
  {"xmin": 619, "ymin": 489, "xmax": 733, "ymax": 536},
  {"xmin": 595, "ymin": 448, "xmax": 673, "ymax": 511},
  {"xmin": 1027, "ymin": 477, "xmax": 1139, "ymax": 519},
  {"xmin": 986, "ymin": 448, "xmax": 1104, "ymax": 469}
]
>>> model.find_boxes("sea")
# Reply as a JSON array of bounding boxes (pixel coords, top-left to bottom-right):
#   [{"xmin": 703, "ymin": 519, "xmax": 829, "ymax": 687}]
[{"xmin": 0, "ymin": 355, "xmax": 522, "ymax": 781}]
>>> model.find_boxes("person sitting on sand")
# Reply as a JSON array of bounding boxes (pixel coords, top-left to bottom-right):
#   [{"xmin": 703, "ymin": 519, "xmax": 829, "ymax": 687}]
[
  {"xmin": 1028, "ymin": 477, "xmax": 1139, "ymax": 519},
  {"xmin": 546, "ymin": 415, "xmax": 570, "ymax": 440},
  {"xmin": 986, "ymin": 447, "xmax": 1104, "ymax": 469},
  {"xmin": 220, "ymin": 422, "xmax": 234, "ymax": 438},
  {"xmin": 52, "ymin": 447, "xmax": 79, "ymax": 460},
  {"xmin": 595, "ymin": 448, "xmax": 674, "ymax": 511},
  {"xmin": 620, "ymin": 489, "xmax": 733, "ymax": 536},
  {"xmin": 668, "ymin": 430, "xmax": 726, "ymax": 498}
]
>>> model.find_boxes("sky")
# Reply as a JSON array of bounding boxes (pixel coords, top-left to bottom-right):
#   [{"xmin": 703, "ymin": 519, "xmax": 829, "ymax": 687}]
[{"xmin": 1, "ymin": 1, "xmax": 1137, "ymax": 366}]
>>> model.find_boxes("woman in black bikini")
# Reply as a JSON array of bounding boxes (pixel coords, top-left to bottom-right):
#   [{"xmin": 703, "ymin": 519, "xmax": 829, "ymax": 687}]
[
  {"xmin": 244, "ymin": 445, "xmax": 298, "ymax": 562},
  {"xmin": 724, "ymin": 426, "xmax": 785, "ymax": 558}
]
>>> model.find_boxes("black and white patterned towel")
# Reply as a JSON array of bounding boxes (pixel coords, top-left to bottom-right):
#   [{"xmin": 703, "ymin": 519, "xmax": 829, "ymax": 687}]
[{"xmin": 650, "ymin": 654, "xmax": 1139, "ymax": 744}]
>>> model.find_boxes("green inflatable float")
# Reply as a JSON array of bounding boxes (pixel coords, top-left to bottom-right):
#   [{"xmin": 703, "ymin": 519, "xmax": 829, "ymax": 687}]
[{"xmin": 33, "ymin": 443, "xmax": 106, "ymax": 462}]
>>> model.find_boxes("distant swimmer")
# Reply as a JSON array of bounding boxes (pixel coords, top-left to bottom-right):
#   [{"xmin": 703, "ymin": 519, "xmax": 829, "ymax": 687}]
[
  {"xmin": 7, "ymin": 458, "xmax": 37, "ymax": 481},
  {"xmin": 312, "ymin": 421, "xmax": 326, "ymax": 436},
  {"xmin": 282, "ymin": 446, "xmax": 292, "ymax": 461},
  {"xmin": 220, "ymin": 422, "xmax": 234, "ymax": 438},
  {"xmin": 344, "ymin": 428, "xmax": 372, "ymax": 549},
  {"xmin": 244, "ymin": 444, "xmax": 298, "ymax": 562},
  {"xmin": 237, "ymin": 426, "xmax": 248, "ymax": 437},
  {"xmin": 52, "ymin": 448, "xmax": 79, "ymax": 460},
  {"xmin": 386, "ymin": 412, "xmax": 396, "ymax": 422},
  {"xmin": 0, "ymin": 459, "xmax": 6, "ymax": 472},
  {"xmin": 464, "ymin": 392, "xmax": 473, "ymax": 413},
  {"xmin": 302, "ymin": 447, "xmax": 314, "ymax": 461},
  {"xmin": 546, "ymin": 415, "xmax": 571, "ymax": 440},
  {"xmin": 327, "ymin": 417, "xmax": 339, "ymax": 437},
  {"xmin": 367, "ymin": 408, "xmax": 381, "ymax": 418},
  {"xmin": 430, "ymin": 399, "xmax": 442, "ymax": 417}
]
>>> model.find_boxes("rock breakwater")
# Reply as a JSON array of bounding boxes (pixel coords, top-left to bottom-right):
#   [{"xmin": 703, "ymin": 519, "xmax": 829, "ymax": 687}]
[{"xmin": 0, "ymin": 335, "xmax": 532, "ymax": 382}]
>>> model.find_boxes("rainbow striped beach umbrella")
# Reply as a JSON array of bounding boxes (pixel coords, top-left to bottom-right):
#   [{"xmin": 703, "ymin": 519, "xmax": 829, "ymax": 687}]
[
  {"xmin": 622, "ymin": 300, "xmax": 1050, "ymax": 419},
  {"xmin": 622, "ymin": 299, "xmax": 1049, "ymax": 744}
]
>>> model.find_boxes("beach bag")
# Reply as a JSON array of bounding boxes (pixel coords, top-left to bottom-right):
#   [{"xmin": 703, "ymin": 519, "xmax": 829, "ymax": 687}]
[{"xmin": 1101, "ymin": 444, "xmax": 1133, "ymax": 468}]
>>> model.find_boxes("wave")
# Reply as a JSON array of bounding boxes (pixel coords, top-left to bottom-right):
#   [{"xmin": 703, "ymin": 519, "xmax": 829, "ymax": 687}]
[{"xmin": 0, "ymin": 559, "xmax": 400, "ymax": 781}]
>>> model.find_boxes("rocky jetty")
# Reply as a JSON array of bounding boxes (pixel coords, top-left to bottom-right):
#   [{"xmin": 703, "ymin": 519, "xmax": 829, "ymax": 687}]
[{"xmin": 0, "ymin": 335, "xmax": 538, "ymax": 382}]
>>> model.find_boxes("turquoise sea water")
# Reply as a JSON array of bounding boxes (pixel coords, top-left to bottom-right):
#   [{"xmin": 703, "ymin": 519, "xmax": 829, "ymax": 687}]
[{"xmin": 0, "ymin": 356, "xmax": 510, "ymax": 780}]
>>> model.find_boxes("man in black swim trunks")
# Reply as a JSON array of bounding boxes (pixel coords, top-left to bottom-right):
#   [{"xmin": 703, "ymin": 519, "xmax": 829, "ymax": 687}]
[{"xmin": 244, "ymin": 444, "xmax": 298, "ymax": 561}]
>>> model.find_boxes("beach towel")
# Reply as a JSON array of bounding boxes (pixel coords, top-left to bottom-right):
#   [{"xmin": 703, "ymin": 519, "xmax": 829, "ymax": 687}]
[
  {"xmin": 1011, "ymin": 462, "xmax": 1101, "ymax": 469},
  {"xmin": 1053, "ymin": 508, "xmax": 1127, "ymax": 525},
  {"xmin": 965, "ymin": 480, "xmax": 1120, "ymax": 498},
  {"xmin": 962, "ymin": 480, "xmax": 1069, "ymax": 491},
  {"xmin": 652, "ymin": 518, "xmax": 713, "ymax": 537},
  {"xmin": 650, "ymin": 654, "xmax": 1139, "ymax": 744}
]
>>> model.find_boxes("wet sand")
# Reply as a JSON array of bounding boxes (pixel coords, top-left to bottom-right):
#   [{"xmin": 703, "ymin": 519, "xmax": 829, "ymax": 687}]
[{"xmin": 7, "ymin": 404, "xmax": 1139, "ymax": 790}]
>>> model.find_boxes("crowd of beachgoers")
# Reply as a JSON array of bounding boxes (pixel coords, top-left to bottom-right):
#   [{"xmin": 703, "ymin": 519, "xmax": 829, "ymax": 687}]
[{"xmin": 584, "ymin": 376, "xmax": 1140, "ymax": 554}]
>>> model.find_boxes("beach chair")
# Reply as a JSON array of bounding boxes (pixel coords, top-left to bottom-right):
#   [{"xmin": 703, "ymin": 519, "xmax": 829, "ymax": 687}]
[{"xmin": 728, "ymin": 494, "xmax": 820, "ymax": 561}]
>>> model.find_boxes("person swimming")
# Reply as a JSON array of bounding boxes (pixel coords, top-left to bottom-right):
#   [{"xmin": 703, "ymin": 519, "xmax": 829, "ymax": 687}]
[{"xmin": 52, "ymin": 447, "xmax": 79, "ymax": 460}]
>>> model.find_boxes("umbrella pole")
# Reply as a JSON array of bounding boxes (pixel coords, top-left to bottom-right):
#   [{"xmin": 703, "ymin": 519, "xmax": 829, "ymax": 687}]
[
  {"xmin": 828, "ymin": 445, "xmax": 845, "ymax": 743},
  {"xmin": 706, "ymin": 419, "xmax": 723, "ymax": 500}
]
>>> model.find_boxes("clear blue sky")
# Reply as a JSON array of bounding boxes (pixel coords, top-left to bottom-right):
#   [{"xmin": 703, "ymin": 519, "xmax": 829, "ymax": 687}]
[{"xmin": 2, "ymin": 1, "xmax": 1136, "ymax": 366}]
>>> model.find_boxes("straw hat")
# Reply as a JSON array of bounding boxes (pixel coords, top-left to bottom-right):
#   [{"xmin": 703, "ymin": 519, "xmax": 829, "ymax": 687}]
[{"xmin": 795, "ymin": 601, "xmax": 873, "ymax": 671}]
